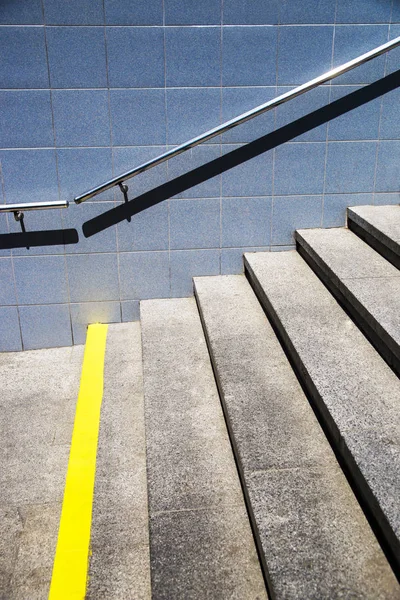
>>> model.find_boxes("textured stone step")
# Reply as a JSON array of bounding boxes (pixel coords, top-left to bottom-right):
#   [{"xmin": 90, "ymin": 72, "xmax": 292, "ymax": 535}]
[
  {"xmin": 87, "ymin": 323, "xmax": 151, "ymax": 600},
  {"xmin": 245, "ymin": 250, "xmax": 400, "ymax": 575},
  {"xmin": 348, "ymin": 205, "xmax": 400, "ymax": 269},
  {"xmin": 194, "ymin": 274, "xmax": 399, "ymax": 599},
  {"xmin": 140, "ymin": 298, "xmax": 266, "ymax": 600},
  {"xmin": 296, "ymin": 227, "xmax": 400, "ymax": 376}
]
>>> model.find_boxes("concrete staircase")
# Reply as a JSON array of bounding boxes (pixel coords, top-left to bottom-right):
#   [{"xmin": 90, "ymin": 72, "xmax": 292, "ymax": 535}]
[{"xmin": 90, "ymin": 204, "xmax": 400, "ymax": 598}]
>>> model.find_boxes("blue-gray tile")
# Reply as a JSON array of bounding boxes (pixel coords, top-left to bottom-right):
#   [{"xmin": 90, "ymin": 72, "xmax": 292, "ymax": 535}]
[
  {"xmin": 121, "ymin": 300, "xmax": 140, "ymax": 322},
  {"xmin": 336, "ymin": 0, "xmax": 392, "ymax": 24},
  {"xmin": 107, "ymin": 27, "xmax": 165, "ymax": 88},
  {"xmin": 0, "ymin": 258, "xmax": 16, "ymax": 304},
  {"xmin": 57, "ymin": 148, "xmax": 113, "ymax": 201},
  {"xmin": 325, "ymin": 141, "xmax": 377, "ymax": 193},
  {"xmin": 222, "ymin": 197, "xmax": 272, "ymax": 247},
  {"xmin": 221, "ymin": 144, "xmax": 273, "ymax": 197},
  {"xmin": 386, "ymin": 26, "xmax": 400, "ymax": 74},
  {"xmin": 374, "ymin": 192, "xmax": 400, "ymax": 205},
  {"xmin": 221, "ymin": 246, "xmax": 268, "ymax": 274},
  {"xmin": 13, "ymin": 255, "xmax": 68, "ymax": 305},
  {"xmin": 19, "ymin": 304, "xmax": 72, "ymax": 350},
  {"xmin": 167, "ymin": 88, "xmax": 220, "ymax": 145},
  {"xmin": 168, "ymin": 145, "xmax": 221, "ymax": 198},
  {"xmin": 0, "ymin": 0, "xmax": 43, "ymax": 24},
  {"xmin": 222, "ymin": 87, "xmax": 276, "ymax": 143},
  {"xmin": 0, "ymin": 150, "xmax": 59, "ymax": 204},
  {"xmin": 0, "ymin": 214, "xmax": 11, "ymax": 257},
  {"xmin": 323, "ymin": 193, "xmax": 372, "ymax": 227},
  {"xmin": 0, "ymin": 27, "xmax": 48, "ymax": 88},
  {"xmin": 67, "ymin": 253, "xmax": 120, "ymax": 302},
  {"xmin": 222, "ymin": 26, "xmax": 277, "ymax": 86},
  {"xmin": 279, "ymin": 0, "xmax": 335, "ymax": 24},
  {"xmin": 272, "ymin": 195, "xmax": 323, "ymax": 244},
  {"xmin": 0, "ymin": 306, "xmax": 22, "ymax": 351},
  {"xmin": 104, "ymin": 0, "xmax": 163, "ymax": 24},
  {"xmin": 43, "ymin": 0, "xmax": 104, "ymax": 24},
  {"xmin": 70, "ymin": 301, "xmax": 121, "ymax": 344},
  {"xmin": 9, "ymin": 210, "xmax": 65, "ymax": 256},
  {"xmin": 274, "ymin": 142, "xmax": 326, "ymax": 195},
  {"xmin": 277, "ymin": 26, "xmax": 333, "ymax": 85},
  {"xmin": 64, "ymin": 202, "xmax": 117, "ymax": 253},
  {"xmin": 392, "ymin": 5, "xmax": 400, "ymax": 22},
  {"xmin": 170, "ymin": 249, "xmax": 220, "ymax": 296},
  {"xmin": 166, "ymin": 27, "xmax": 220, "ymax": 87},
  {"xmin": 113, "ymin": 146, "xmax": 168, "ymax": 197},
  {"xmin": 165, "ymin": 0, "xmax": 221, "ymax": 24},
  {"xmin": 379, "ymin": 87, "xmax": 400, "ymax": 139},
  {"xmin": 333, "ymin": 25, "xmax": 388, "ymax": 84},
  {"xmin": 119, "ymin": 251, "xmax": 170, "ymax": 300},
  {"xmin": 270, "ymin": 245, "xmax": 295, "ymax": 251},
  {"xmin": 375, "ymin": 141, "xmax": 400, "ymax": 192},
  {"xmin": 223, "ymin": 0, "xmax": 279, "ymax": 24},
  {"xmin": 276, "ymin": 85, "xmax": 329, "ymax": 142},
  {"xmin": 170, "ymin": 198, "xmax": 220, "ymax": 250},
  {"xmin": 328, "ymin": 86, "xmax": 381, "ymax": 141},
  {"xmin": 47, "ymin": 27, "xmax": 107, "ymax": 88},
  {"xmin": 117, "ymin": 201, "xmax": 169, "ymax": 251},
  {"xmin": 53, "ymin": 90, "xmax": 110, "ymax": 147},
  {"xmin": 110, "ymin": 90, "xmax": 166, "ymax": 146},
  {"xmin": 0, "ymin": 91, "xmax": 53, "ymax": 149}
]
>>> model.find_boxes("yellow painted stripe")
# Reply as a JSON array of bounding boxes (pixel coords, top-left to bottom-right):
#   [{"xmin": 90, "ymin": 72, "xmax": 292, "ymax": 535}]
[{"xmin": 49, "ymin": 323, "xmax": 108, "ymax": 600}]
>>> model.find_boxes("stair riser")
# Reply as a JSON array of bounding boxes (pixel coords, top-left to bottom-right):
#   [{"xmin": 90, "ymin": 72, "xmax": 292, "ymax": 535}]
[
  {"xmin": 296, "ymin": 236, "xmax": 400, "ymax": 377},
  {"xmin": 348, "ymin": 216, "xmax": 400, "ymax": 270},
  {"xmin": 244, "ymin": 255, "xmax": 400, "ymax": 577}
]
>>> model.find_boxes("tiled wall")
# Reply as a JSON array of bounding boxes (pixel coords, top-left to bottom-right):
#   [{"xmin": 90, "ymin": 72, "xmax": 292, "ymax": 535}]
[{"xmin": 1, "ymin": 0, "xmax": 400, "ymax": 350}]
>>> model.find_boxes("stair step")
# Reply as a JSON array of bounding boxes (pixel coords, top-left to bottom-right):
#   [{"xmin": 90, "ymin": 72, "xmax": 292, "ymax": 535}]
[
  {"xmin": 245, "ymin": 250, "xmax": 400, "ymax": 574},
  {"xmin": 194, "ymin": 274, "xmax": 399, "ymax": 598},
  {"xmin": 87, "ymin": 323, "xmax": 151, "ymax": 599},
  {"xmin": 348, "ymin": 205, "xmax": 400, "ymax": 269},
  {"xmin": 296, "ymin": 227, "xmax": 400, "ymax": 375},
  {"xmin": 140, "ymin": 298, "xmax": 267, "ymax": 599}
]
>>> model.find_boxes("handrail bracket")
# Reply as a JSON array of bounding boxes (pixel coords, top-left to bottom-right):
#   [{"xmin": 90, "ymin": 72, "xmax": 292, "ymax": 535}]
[{"xmin": 118, "ymin": 182, "xmax": 131, "ymax": 223}]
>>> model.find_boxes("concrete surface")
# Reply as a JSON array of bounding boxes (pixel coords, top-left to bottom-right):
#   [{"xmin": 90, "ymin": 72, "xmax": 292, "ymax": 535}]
[
  {"xmin": 140, "ymin": 297, "xmax": 267, "ymax": 599},
  {"xmin": 245, "ymin": 250, "xmax": 400, "ymax": 572},
  {"xmin": 0, "ymin": 344, "xmax": 84, "ymax": 600},
  {"xmin": 195, "ymin": 274, "xmax": 399, "ymax": 599},
  {"xmin": 296, "ymin": 227, "xmax": 400, "ymax": 374},
  {"xmin": 348, "ymin": 205, "xmax": 400, "ymax": 269},
  {"xmin": 86, "ymin": 323, "xmax": 151, "ymax": 600}
]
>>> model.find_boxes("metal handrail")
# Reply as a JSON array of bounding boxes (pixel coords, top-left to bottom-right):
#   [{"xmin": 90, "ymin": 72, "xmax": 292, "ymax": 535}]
[
  {"xmin": 0, "ymin": 201, "xmax": 69, "ymax": 213},
  {"xmin": 74, "ymin": 35, "xmax": 400, "ymax": 204},
  {"xmin": 0, "ymin": 201, "xmax": 69, "ymax": 229}
]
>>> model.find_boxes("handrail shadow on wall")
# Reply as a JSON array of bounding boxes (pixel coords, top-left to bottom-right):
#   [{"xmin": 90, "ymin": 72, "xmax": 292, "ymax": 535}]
[
  {"xmin": 82, "ymin": 69, "xmax": 400, "ymax": 239},
  {"xmin": 0, "ymin": 229, "xmax": 79, "ymax": 251}
]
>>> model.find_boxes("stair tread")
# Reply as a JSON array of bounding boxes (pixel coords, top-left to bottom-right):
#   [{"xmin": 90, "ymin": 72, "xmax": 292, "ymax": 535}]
[
  {"xmin": 245, "ymin": 250, "xmax": 400, "ymax": 569},
  {"xmin": 296, "ymin": 227, "xmax": 400, "ymax": 369},
  {"xmin": 87, "ymin": 322, "xmax": 151, "ymax": 599},
  {"xmin": 140, "ymin": 297, "xmax": 266, "ymax": 599},
  {"xmin": 194, "ymin": 274, "xmax": 399, "ymax": 599},
  {"xmin": 348, "ymin": 205, "xmax": 400, "ymax": 268}
]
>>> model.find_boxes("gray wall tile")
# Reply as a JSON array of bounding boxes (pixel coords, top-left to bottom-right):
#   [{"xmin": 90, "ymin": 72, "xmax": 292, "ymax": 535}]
[
  {"xmin": 19, "ymin": 304, "xmax": 72, "ymax": 350},
  {"xmin": 67, "ymin": 253, "xmax": 120, "ymax": 302}
]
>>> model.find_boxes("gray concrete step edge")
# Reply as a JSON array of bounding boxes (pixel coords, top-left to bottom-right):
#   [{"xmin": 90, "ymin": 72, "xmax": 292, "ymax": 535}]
[
  {"xmin": 244, "ymin": 251, "xmax": 400, "ymax": 578},
  {"xmin": 140, "ymin": 297, "xmax": 267, "ymax": 600},
  {"xmin": 348, "ymin": 206, "xmax": 400, "ymax": 270},
  {"xmin": 295, "ymin": 228, "xmax": 400, "ymax": 377},
  {"xmin": 194, "ymin": 274, "xmax": 400, "ymax": 599}
]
